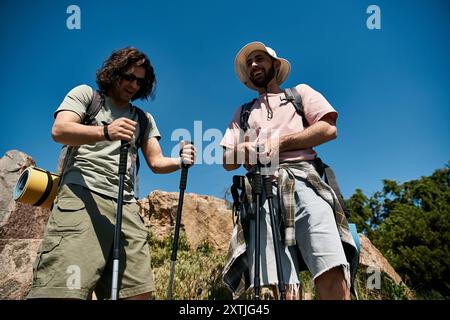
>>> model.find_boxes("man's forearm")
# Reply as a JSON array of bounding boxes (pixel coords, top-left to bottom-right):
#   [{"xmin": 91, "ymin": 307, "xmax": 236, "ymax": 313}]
[
  {"xmin": 149, "ymin": 156, "xmax": 182, "ymax": 174},
  {"xmin": 52, "ymin": 122, "xmax": 105, "ymax": 146},
  {"xmin": 279, "ymin": 120, "xmax": 337, "ymax": 153}
]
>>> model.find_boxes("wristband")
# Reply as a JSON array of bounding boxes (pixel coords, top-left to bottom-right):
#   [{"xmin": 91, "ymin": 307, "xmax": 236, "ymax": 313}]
[{"xmin": 103, "ymin": 123, "xmax": 112, "ymax": 141}]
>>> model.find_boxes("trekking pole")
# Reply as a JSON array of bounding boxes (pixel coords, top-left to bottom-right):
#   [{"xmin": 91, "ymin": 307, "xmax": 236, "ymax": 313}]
[
  {"xmin": 167, "ymin": 141, "xmax": 192, "ymax": 299},
  {"xmin": 252, "ymin": 162, "xmax": 263, "ymax": 300},
  {"xmin": 261, "ymin": 164, "xmax": 286, "ymax": 300},
  {"xmin": 111, "ymin": 140, "xmax": 129, "ymax": 300}
]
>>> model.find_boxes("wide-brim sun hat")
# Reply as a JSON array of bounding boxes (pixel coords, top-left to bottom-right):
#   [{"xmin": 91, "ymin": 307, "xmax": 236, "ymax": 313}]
[{"xmin": 235, "ymin": 41, "xmax": 291, "ymax": 91}]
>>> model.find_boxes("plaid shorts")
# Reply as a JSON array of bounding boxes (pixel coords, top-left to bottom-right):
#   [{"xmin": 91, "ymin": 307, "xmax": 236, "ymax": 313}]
[{"xmin": 27, "ymin": 183, "xmax": 155, "ymax": 299}]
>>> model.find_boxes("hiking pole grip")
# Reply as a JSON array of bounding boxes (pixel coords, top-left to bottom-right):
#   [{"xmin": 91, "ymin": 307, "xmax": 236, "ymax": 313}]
[
  {"xmin": 118, "ymin": 141, "xmax": 129, "ymax": 175},
  {"xmin": 263, "ymin": 174, "xmax": 273, "ymax": 199},
  {"xmin": 179, "ymin": 140, "xmax": 192, "ymax": 190},
  {"xmin": 252, "ymin": 171, "xmax": 263, "ymax": 195}
]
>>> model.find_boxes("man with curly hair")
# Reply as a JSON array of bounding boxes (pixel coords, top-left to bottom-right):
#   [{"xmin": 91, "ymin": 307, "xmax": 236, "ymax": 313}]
[{"xmin": 27, "ymin": 47, "xmax": 196, "ymax": 300}]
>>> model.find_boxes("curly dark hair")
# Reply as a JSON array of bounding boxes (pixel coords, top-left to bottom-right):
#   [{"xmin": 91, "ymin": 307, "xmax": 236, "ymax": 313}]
[{"xmin": 96, "ymin": 47, "xmax": 156, "ymax": 101}]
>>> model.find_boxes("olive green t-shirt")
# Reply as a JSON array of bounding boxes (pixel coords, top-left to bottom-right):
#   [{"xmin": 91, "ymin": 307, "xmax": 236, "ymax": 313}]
[{"xmin": 55, "ymin": 84, "xmax": 161, "ymax": 202}]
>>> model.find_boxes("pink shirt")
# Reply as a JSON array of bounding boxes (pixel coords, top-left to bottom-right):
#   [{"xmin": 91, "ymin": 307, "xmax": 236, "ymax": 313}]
[{"xmin": 220, "ymin": 84, "xmax": 337, "ymax": 163}]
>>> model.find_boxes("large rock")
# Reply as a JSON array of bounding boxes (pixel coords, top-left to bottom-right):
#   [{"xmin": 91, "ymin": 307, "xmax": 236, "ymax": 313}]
[
  {"xmin": 359, "ymin": 234, "xmax": 402, "ymax": 284},
  {"xmin": 0, "ymin": 240, "xmax": 42, "ymax": 299},
  {"xmin": 0, "ymin": 150, "xmax": 36, "ymax": 230},
  {"xmin": 0, "ymin": 150, "xmax": 51, "ymax": 300},
  {"xmin": 358, "ymin": 233, "xmax": 414, "ymax": 298},
  {"xmin": 138, "ymin": 190, "xmax": 233, "ymax": 253},
  {"xmin": 0, "ymin": 203, "xmax": 51, "ymax": 240},
  {"xmin": 0, "ymin": 150, "xmax": 51, "ymax": 240}
]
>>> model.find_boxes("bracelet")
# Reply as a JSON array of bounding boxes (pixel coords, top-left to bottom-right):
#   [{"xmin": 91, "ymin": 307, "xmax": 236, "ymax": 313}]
[{"xmin": 103, "ymin": 123, "xmax": 112, "ymax": 141}]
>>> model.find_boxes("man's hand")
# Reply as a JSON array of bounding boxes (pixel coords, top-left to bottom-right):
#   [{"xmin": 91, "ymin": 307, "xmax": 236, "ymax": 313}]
[
  {"xmin": 259, "ymin": 137, "xmax": 280, "ymax": 164},
  {"xmin": 222, "ymin": 137, "xmax": 280, "ymax": 171},
  {"xmin": 179, "ymin": 141, "xmax": 197, "ymax": 167},
  {"xmin": 106, "ymin": 117, "xmax": 137, "ymax": 142},
  {"xmin": 235, "ymin": 139, "xmax": 258, "ymax": 170}
]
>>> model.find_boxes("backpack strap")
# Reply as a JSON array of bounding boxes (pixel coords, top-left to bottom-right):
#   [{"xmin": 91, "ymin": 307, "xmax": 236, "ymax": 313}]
[
  {"xmin": 283, "ymin": 87, "xmax": 309, "ymax": 128},
  {"xmin": 133, "ymin": 106, "xmax": 149, "ymax": 149},
  {"xmin": 83, "ymin": 90, "xmax": 105, "ymax": 125},
  {"xmin": 131, "ymin": 106, "xmax": 149, "ymax": 199},
  {"xmin": 239, "ymin": 88, "xmax": 308, "ymax": 131},
  {"xmin": 239, "ymin": 99, "xmax": 257, "ymax": 132},
  {"xmin": 313, "ymin": 157, "xmax": 350, "ymax": 218}
]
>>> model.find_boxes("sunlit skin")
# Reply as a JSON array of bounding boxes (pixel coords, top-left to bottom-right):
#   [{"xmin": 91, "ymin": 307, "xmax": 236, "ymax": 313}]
[
  {"xmin": 246, "ymin": 51, "xmax": 282, "ymax": 95},
  {"xmin": 108, "ymin": 66, "xmax": 145, "ymax": 107}
]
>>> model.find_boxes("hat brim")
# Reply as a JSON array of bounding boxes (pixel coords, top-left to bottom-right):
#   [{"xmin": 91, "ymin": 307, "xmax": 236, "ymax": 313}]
[{"xmin": 234, "ymin": 42, "xmax": 291, "ymax": 91}]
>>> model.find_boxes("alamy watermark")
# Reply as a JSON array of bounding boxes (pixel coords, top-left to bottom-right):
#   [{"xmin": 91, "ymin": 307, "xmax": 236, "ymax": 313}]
[
  {"xmin": 367, "ymin": 5, "xmax": 381, "ymax": 30},
  {"xmin": 66, "ymin": 5, "xmax": 81, "ymax": 30},
  {"xmin": 66, "ymin": 265, "xmax": 81, "ymax": 289},
  {"xmin": 366, "ymin": 266, "xmax": 381, "ymax": 290}
]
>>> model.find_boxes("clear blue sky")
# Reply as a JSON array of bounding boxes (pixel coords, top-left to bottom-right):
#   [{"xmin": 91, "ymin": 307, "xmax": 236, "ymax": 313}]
[{"xmin": 1, "ymin": 0, "xmax": 449, "ymax": 201}]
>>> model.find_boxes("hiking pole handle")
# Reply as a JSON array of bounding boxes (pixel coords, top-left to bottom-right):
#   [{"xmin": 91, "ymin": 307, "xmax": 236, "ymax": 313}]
[
  {"xmin": 252, "ymin": 168, "xmax": 263, "ymax": 196},
  {"xmin": 179, "ymin": 140, "xmax": 192, "ymax": 190},
  {"xmin": 118, "ymin": 140, "xmax": 129, "ymax": 175},
  {"xmin": 263, "ymin": 173, "xmax": 273, "ymax": 199}
]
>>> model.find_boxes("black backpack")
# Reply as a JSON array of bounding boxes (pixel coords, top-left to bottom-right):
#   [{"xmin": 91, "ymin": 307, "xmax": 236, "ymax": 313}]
[
  {"xmin": 58, "ymin": 90, "xmax": 149, "ymax": 198},
  {"xmin": 237, "ymin": 87, "xmax": 350, "ymax": 218}
]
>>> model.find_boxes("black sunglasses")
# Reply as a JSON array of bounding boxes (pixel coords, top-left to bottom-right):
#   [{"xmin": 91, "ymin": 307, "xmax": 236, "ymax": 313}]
[{"xmin": 121, "ymin": 73, "xmax": 146, "ymax": 87}]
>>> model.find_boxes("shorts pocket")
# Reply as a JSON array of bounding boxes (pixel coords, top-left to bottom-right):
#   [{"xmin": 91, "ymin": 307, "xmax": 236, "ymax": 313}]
[
  {"xmin": 33, "ymin": 235, "xmax": 63, "ymax": 287},
  {"xmin": 134, "ymin": 204, "xmax": 148, "ymax": 229},
  {"xmin": 53, "ymin": 186, "xmax": 86, "ymax": 229},
  {"xmin": 127, "ymin": 203, "xmax": 148, "ymax": 236}
]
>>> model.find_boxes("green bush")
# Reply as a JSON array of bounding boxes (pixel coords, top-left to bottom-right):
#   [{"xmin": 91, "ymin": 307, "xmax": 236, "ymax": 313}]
[{"xmin": 148, "ymin": 230, "xmax": 231, "ymax": 300}]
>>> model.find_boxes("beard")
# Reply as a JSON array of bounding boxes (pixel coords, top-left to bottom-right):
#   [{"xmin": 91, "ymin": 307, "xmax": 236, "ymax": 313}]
[{"xmin": 250, "ymin": 64, "xmax": 276, "ymax": 88}]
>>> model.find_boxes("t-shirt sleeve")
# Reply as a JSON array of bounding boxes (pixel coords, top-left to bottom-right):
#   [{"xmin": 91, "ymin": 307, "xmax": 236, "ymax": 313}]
[
  {"xmin": 54, "ymin": 84, "xmax": 94, "ymax": 120},
  {"xmin": 296, "ymin": 84, "xmax": 338, "ymax": 125},
  {"xmin": 144, "ymin": 112, "xmax": 161, "ymax": 141},
  {"xmin": 220, "ymin": 106, "xmax": 243, "ymax": 149}
]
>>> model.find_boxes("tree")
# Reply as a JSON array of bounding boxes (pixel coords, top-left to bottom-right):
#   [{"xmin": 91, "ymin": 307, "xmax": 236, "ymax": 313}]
[
  {"xmin": 347, "ymin": 163, "xmax": 450, "ymax": 298},
  {"xmin": 346, "ymin": 189, "xmax": 374, "ymax": 237}
]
